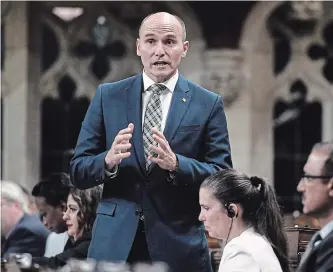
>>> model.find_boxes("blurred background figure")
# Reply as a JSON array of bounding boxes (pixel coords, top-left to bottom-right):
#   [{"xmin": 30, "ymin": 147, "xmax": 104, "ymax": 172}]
[
  {"xmin": 32, "ymin": 172, "xmax": 73, "ymax": 257},
  {"xmin": 199, "ymin": 169, "xmax": 290, "ymax": 272},
  {"xmin": 19, "ymin": 184, "xmax": 39, "ymax": 216},
  {"xmin": 296, "ymin": 141, "xmax": 333, "ymax": 272},
  {"xmin": 32, "ymin": 185, "xmax": 102, "ymax": 269},
  {"xmin": 1, "ymin": 180, "xmax": 50, "ymax": 258}
]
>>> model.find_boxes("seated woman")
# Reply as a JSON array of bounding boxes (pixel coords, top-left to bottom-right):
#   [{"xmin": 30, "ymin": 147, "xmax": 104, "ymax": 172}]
[
  {"xmin": 199, "ymin": 169, "xmax": 290, "ymax": 272},
  {"xmin": 33, "ymin": 185, "xmax": 102, "ymax": 269}
]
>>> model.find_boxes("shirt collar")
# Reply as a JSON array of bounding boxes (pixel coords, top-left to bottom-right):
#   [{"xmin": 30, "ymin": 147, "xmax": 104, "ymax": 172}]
[
  {"xmin": 319, "ymin": 219, "xmax": 333, "ymax": 240},
  {"xmin": 142, "ymin": 70, "xmax": 179, "ymax": 93}
]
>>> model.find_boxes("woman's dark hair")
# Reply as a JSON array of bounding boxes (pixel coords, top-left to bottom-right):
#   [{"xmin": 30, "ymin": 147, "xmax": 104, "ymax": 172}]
[
  {"xmin": 32, "ymin": 172, "xmax": 73, "ymax": 207},
  {"xmin": 201, "ymin": 169, "xmax": 290, "ymax": 272},
  {"xmin": 69, "ymin": 185, "xmax": 102, "ymax": 234}
]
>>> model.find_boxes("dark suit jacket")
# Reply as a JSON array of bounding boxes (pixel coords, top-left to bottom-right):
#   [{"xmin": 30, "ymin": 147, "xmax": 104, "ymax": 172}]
[
  {"xmin": 70, "ymin": 74, "xmax": 232, "ymax": 272},
  {"xmin": 32, "ymin": 232, "xmax": 91, "ymax": 269},
  {"xmin": 297, "ymin": 229, "xmax": 333, "ymax": 272},
  {"xmin": 1, "ymin": 215, "xmax": 50, "ymax": 258}
]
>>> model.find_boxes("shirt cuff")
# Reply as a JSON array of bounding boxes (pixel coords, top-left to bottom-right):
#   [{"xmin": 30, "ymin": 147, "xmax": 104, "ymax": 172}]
[{"xmin": 105, "ymin": 165, "xmax": 119, "ymax": 178}]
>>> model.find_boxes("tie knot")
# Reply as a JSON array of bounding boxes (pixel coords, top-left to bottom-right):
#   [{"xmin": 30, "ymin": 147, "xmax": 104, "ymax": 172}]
[{"xmin": 149, "ymin": 84, "xmax": 165, "ymax": 96}]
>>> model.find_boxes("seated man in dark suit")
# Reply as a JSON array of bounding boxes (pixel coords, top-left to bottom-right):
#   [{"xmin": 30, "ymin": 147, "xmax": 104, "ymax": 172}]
[
  {"xmin": 296, "ymin": 141, "xmax": 333, "ymax": 272},
  {"xmin": 1, "ymin": 180, "xmax": 50, "ymax": 258}
]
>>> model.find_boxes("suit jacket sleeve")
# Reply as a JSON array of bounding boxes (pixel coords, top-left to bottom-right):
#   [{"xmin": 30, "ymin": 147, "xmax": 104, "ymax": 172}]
[
  {"xmin": 3, "ymin": 228, "xmax": 47, "ymax": 258},
  {"xmin": 175, "ymin": 95, "xmax": 232, "ymax": 186},
  {"xmin": 70, "ymin": 85, "xmax": 109, "ymax": 189}
]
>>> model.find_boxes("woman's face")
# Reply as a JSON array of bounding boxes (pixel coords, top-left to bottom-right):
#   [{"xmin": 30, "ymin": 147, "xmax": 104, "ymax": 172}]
[
  {"xmin": 198, "ymin": 187, "xmax": 231, "ymax": 240},
  {"xmin": 62, "ymin": 194, "xmax": 82, "ymax": 241}
]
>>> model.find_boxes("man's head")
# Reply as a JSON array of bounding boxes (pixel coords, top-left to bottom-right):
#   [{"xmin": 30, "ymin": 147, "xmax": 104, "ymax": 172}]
[
  {"xmin": 19, "ymin": 184, "xmax": 38, "ymax": 215},
  {"xmin": 1, "ymin": 180, "xmax": 29, "ymax": 237},
  {"xmin": 32, "ymin": 173, "xmax": 72, "ymax": 233},
  {"xmin": 136, "ymin": 12, "xmax": 189, "ymax": 83},
  {"xmin": 297, "ymin": 141, "xmax": 333, "ymax": 220}
]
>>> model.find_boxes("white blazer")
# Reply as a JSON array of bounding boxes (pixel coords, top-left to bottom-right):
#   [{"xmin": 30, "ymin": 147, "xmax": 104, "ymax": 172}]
[{"xmin": 219, "ymin": 228, "xmax": 283, "ymax": 272}]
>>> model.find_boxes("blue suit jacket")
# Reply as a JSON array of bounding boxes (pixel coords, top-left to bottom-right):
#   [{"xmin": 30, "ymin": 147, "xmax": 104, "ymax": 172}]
[
  {"xmin": 70, "ymin": 74, "xmax": 232, "ymax": 272},
  {"xmin": 1, "ymin": 215, "xmax": 50, "ymax": 258},
  {"xmin": 297, "ymin": 229, "xmax": 333, "ymax": 272}
]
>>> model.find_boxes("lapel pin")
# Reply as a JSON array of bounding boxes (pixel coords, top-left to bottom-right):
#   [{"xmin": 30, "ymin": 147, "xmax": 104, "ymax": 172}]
[{"xmin": 182, "ymin": 98, "xmax": 186, "ymax": 102}]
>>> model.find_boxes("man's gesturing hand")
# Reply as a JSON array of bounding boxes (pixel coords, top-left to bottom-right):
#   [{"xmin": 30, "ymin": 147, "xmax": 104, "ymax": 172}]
[
  {"xmin": 104, "ymin": 123, "xmax": 134, "ymax": 170},
  {"xmin": 148, "ymin": 127, "xmax": 177, "ymax": 171}
]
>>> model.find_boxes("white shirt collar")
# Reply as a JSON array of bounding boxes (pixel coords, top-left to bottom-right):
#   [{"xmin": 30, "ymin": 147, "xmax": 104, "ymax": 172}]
[
  {"xmin": 142, "ymin": 70, "xmax": 179, "ymax": 93},
  {"xmin": 319, "ymin": 219, "xmax": 333, "ymax": 240}
]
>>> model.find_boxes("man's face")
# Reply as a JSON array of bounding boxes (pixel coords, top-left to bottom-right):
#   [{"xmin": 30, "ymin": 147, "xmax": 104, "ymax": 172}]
[
  {"xmin": 0, "ymin": 197, "xmax": 20, "ymax": 236},
  {"xmin": 136, "ymin": 13, "xmax": 189, "ymax": 83},
  {"xmin": 297, "ymin": 150, "xmax": 333, "ymax": 217},
  {"xmin": 35, "ymin": 196, "xmax": 67, "ymax": 233}
]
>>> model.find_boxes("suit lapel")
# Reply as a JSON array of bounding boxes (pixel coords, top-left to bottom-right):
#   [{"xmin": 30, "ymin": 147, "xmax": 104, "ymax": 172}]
[
  {"xmin": 298, "ymin": 231, "xmax": 326, "ymax": 272},
  {"xmin": 147, "ymin": 74, "xmax": 191, "ymax": 175},
  {"xmin": 126, "ymin": 75, "xmax": 146, "ymax": 176},
  {"xmin": 163, "ymin": 74, "xmax": 191, "ymax": 143},
  {"xmin": 298, "ymin": 246, "xmax": 318, "ymax": 272}
]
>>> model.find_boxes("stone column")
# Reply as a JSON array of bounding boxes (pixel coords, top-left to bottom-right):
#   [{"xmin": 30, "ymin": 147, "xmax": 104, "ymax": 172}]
[{"xmin": 2, "ymin": 2, "xmax": 42, "ymax": 190}]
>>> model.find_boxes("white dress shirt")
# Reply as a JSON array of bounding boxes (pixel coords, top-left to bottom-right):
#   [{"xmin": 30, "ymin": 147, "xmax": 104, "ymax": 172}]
[
  {"xmin": 141, "ymin": 70, "xmax": 178, "ymax": 131},
  {"xmin": 319, "ymin": 219, "xmax": 333, "ymax": 241},
  {"xmin": 219, "ymin": 228, "xmax": 283, "ymax": 272},
  {"xmin": 44, "ymin": 231, "xmax": 69, "ymax": 257}
]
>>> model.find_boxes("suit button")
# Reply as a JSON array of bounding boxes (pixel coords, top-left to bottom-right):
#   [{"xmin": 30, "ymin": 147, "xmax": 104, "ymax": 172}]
[{"xmin": 135, "ymin": 210, "xmax": 140, "ymax": 215}]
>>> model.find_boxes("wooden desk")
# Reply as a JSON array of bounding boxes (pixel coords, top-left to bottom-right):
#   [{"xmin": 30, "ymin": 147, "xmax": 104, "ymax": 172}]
[
  {"xmin": 207, "ymin": 234, "xmax": 222, "ymax": 272},
  {"xmin": 285, "ymin": 226, "xmax": 318, "ymax": 271}
]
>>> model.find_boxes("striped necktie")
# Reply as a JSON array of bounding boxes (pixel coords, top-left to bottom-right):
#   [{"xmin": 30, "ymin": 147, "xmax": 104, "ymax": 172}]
[{"xmin": 142, "ymin": 84, "xmax": 166, "ymax": 169}]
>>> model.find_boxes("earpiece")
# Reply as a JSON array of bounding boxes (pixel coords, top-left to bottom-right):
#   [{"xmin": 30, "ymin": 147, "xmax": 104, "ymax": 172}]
[
  {"xmin": 225, "ymin": 202, "xmax": 236, "ymax": 218},
  {"xmin": 224, "ymin": 202, "xmax": 235, "ymax": 245}
]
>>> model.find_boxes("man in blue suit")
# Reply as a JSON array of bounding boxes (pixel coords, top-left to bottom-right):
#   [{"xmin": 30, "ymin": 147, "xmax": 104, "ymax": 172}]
[{"xmin": 70, "ymin": 12, "xmax": 232, "ymax": 272}]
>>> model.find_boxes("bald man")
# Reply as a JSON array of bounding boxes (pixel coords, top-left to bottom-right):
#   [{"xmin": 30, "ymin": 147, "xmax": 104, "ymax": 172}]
[{"xmin": 70, "ymin": 12, "xmax": 232, "ymax": 271}]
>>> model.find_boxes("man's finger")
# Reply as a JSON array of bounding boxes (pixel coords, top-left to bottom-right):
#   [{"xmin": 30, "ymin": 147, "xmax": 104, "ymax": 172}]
[
  {"xmin": 149, "ymin": 156, "xmax": 163, "ymax": 165},
  {"xmin": 118, "ymin": 125, "xmax": 134, "ymax": 136},
  {"xmin": 151, "ymin": 128, "xmax": 166, "ymax": 140},
  {"xmin": 128, "ymin": 123, "xmax": 134, "ymax": 130},
  {"xmin": 114, "ymin": 152, "xmax": 131, "ymax": 160},
  {"xmin": 115, "ymin": 133, "xmax": 132, "ymax": 144},
  {"xmin": 150, "ymin": 145, "xmax": 165, "ymax": 157},
  {"xmin": 153, "ymin": 134, "xmax": 168, "ymax": 151},
  {"xmin": 114, "ymin": 143, "xmax": 131, "ymax": 153}
]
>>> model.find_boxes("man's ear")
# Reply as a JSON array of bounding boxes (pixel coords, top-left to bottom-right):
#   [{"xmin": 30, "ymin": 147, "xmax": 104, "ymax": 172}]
[
  {"xmin": 182, "ymin": 41, "xmax": 189, "ymax": 58},
  {"xmin": 136, "ymin": 39, "xmax": 141, "ymax": 57},
  {"xmin": 328, "ymin": 178, "xmax": 333, "ymax": 197}
]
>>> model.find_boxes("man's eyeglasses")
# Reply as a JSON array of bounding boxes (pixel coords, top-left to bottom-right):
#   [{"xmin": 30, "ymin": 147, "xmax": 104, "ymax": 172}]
[{"xmin": 301, "ymin": 174, "xmax": 333, "ymax": 183}]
